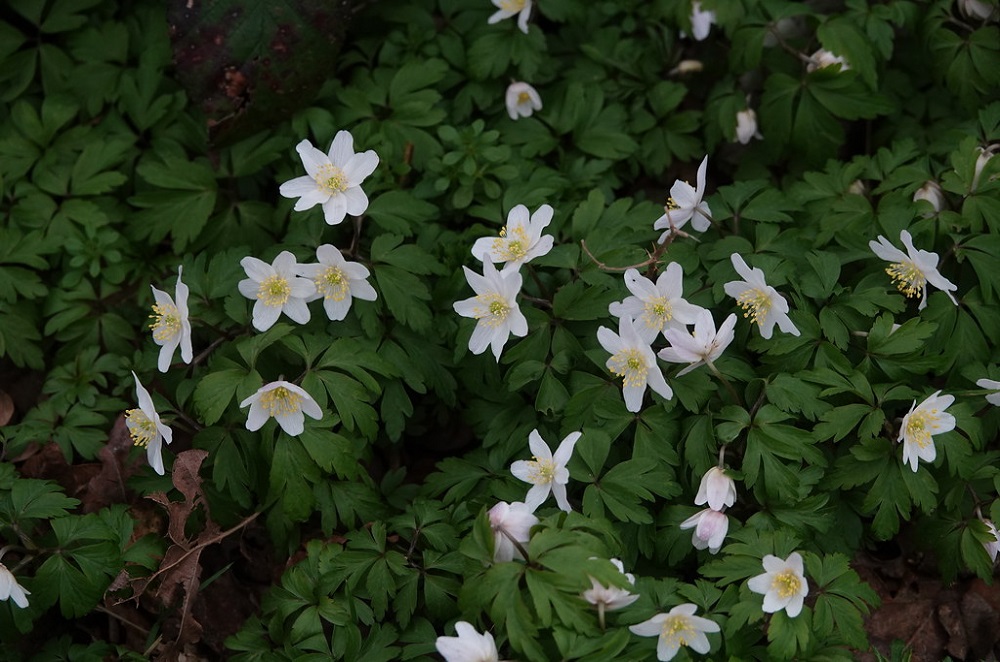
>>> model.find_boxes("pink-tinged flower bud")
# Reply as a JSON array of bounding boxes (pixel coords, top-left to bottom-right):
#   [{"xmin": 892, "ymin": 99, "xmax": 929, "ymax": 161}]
[
  {"xmin": 488, "ymin": 501, "xmax": 538, "ymax": 562},
  {"xmin": 913, "ymin": 181, "xmax": 945, "ymax": 216},
  {"xmin": 735, "ymin": 109, "xmax": 763, "ymax": 144},
  {"xmin": 983, "ymin": 518, "xmax": 999, "ymax": 562},
  {"xmin": 807, "ymin": 49, "xmax": 850, "ymax": 73},
  {"xmin": 694, "ymin": 467, "xmax": 736, "ymax": 511},
  {"xmin": 848, "ymin": 180, "xmax": 867, "ymax": 196},
  {"xmin": 972, "ymin": 145, "xmax": 998, "ymax": 193},
  {"xmin": 679, "ymin": 508, "xmax": 729, "ymax": 554}
]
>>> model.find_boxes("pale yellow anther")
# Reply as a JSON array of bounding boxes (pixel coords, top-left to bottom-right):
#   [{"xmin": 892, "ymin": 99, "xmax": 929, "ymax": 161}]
[
  {"xmin": 662, "ymin": 615, "xmax": 694, "ymax": 646},
  {"xmin": 517, "ymin": 91, "xmax": 531, "ymax": 104},
  {"xmin": 257, "ymin": 275, "xmax": 291, "ymax": 307},
  {"xmin": 500, "ymin": 0, "xmax": 525, "ymax": 10},
  {"xmin": 315, "ymin": 163, "xmax": 348, "ymax": 194},
  {"xmin": 736, "ymin": 287, "xmax": 772, "ymax": 325},
  {"xmin": 260, "ymin": 386, "xmax": 303, "ymax": 417},
  {"xmin": 610, "ymin": 349, "xmax": 648, "ymax": 387},
  {"xmin": 149, "ymin": 303, "xmax": 181, "ymax": 342},
  {"xmin": 316, "ymin": 266, "xmax": 349, "ymax": 301},
  {"xmin": 473, "ymin": 294, "xmax": 511, "ymax": 328},
  {"xmin": 886, "ymin": 261, "xmax": 926, "ymax": 299},
  {"xmin": 641, "ymin": 296, "xmax": 673, "ymax": 332},
  {"xmin": 492, "ymin": 225, "xmax": 531, "ymax": 262},
  {"xmin": 125, "ymin": 409, "xmax": 156, "ymax": 448},
  {"xmin": 525, "ymin": 456, "xmax": 556, "ymax": 484},
  {"xmin": 772, "ymin": 570, "xmax": 802, "ymax": 599},
  {"xmin": 904, "ymin": 409, "xmax": 940, "ymax": 448}
]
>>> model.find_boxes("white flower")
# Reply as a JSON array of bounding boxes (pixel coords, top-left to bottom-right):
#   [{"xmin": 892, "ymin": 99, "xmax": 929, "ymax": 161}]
[
  {"xmin": 239, "ymin": 380, "xmax": 323, "ymax": 437},
  {"xmin": 669, "ymin": 59, "xmax": 704, "ymax": 75},
  {"xmin": 278, "ymin": 132, "xmax": 379, "ymax": 226},
  {"xmin": 629, "ymin": 603, "xmax": 720, "ymax": 661},
  {"xmin": 510, "ymin": 429, "xmax": 580, "ymax": 512},
  {"xmin": 472, "ymin": 204, "xmax": 554, "ymax": 267},
  {"xmin": 807, "ymin": 49, "xmax": 850, "ymax": 72},
  {"xmin": 436, "ymin": 621, "xmax": 499, "ymax": 662},
  {"xmin": 972, "ymin": 145, "xmax": 998, "ymax": 193},
  {"xmin": 658, "ymin": 310, "xmax": 737, "ymax": 377},
  {"xmin": 0, "ymin": 560, "xmax": 29, "ymax": 609},
  {"xmin": 688, "ymin": 1, "xmax": 716, "ymax": 41},
  {"xmin": 694, "ymin": 467, "xmax": 736, "ymax": 511},
  {"xmin": 958, "ymin": 0, "xmax": 995, "ymax": 20},
  {"xmin": 597, "ymin": 317, "xmax": 673, "ymax": 413},
  {"xmin": 982, "ymin": 519, "xmax": 1000, "ymax": 563},
  {"xmin": 735, "ymin": 108, "xmax": 763, "ymax": 144},
  {"xmin": 653, "ymin": 155, "xmax": 712, "ymax": 240},
  {"xmin": 488, "ymin": 501, "xmax": 538, "ymax": 562},
  {"xmin": 679, "ymin": 508, "xmax": 729, "ymax": 554},
  {"xmin": 898, "ymin": 390, "xmax": 955, "ymax": 472},
  {"xmin": 723, "ymin": 253, "xmax": 800, "ymax": 339},
  {"xmin": 976, "ymin": 378, "xmax": 1000, "ymax": 406},
  {"xmin": 912, "ymin": 180, "xmax": 945, "ymax": 216},
  {"xmin": 487, "ymin": 0, "xmax": 532, "ymax": 33},
  {"xmin": 582, "ymin": 558, "xmax": 640, "ymax": 612},
  {"xmin": 149, "ymin": 266, "xmax": 193, "ymax": 373},
  {"xmin": 238, "ymin": 251, "xmax": 316, "ymax": 332},
  {"xmin": 869, "ymin": 230, "xmax": 958, "ymax": 310},
  {"xmin": 608, "ymin": 265, "xmax": 706, "ymax": 344},
  {"xmin": 295, "ymin": 244, "xmax": 377, "ymax": 321},
  {"xmin": 453, "ymin": 259, "xmax": 529, "ymax": 361},
  {"xmin": 505, "ymin": 82, "xmax": 542, "ymax": 120},
  {"xmin": 126, "ymin": 372, "xmax": 172, "ymax": 475},
  {"xmin": 747, "ymin": 552, "xmax": 809, "ymax": 617}
]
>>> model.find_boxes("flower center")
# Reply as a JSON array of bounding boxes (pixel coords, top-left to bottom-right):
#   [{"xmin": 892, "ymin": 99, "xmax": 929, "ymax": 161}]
[
  {"xmin": 316, "ymin": 266, "xmax": 349, "ymax": 301},
  {"xmin": 665, "ymin": 198, "xmax": 681, "ymax": 211},
  {"xmin": 500, "ymin": 0, "xmax": 525, "ymax": 11},
  {"xmin": 736, "ymin": 288, "xmax": 772, "ymax": 326},
  {"xmin": 526, "ymin": 456, "xmax": 556, "ymax": 485},
  {"xmin": 885, "ymin": 261, "xmax": 926, "ymax": 299},
  {"xmin": 492, "ymin": 225, "xmax": 531, "ymax": 262},
  {"xmin": 257, "ymin": 275, "xmax": 291, "ymax": 307},
  {"xmin": 260, "ymin": 386, "xmax": 303, "ymax": 417},
  {"xmin": 314, "ymin": 163, "xmax": 348, "ymax": 195},
  {"xmin": 641, "ymin": 296, "xmax": 673, "ymax": 331},
  {"xmin": 772, "ymin": 570, "xmax": 802, "ymax": 599},
  {"xmin": 662, "ymin": 614, "xmax": 693, "ymax": 646},
  {"xmin": 474, "ymin": 293, "xmax": 511, "ymax": 327},
  {"xmin": 517, "ymin": 91, "xmax": 531, "ymax": 104},
  {"xmin": 904, "ymin": 409, "xmax": 940, "ymax": 448},
  {"xmin": 149, "ymin": 303, "xmax": 181, "ymax": 342},
  {"xmin": 609, "ymin": 349, "xmax": 648, "ymax": 387},
  {"xmin": 125, "ymin": 409, "xmax": 157, "ymax": 448}
]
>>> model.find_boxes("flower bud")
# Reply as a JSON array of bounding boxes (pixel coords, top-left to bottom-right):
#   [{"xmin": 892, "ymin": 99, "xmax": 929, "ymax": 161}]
[
  {"xmin": 694, "ymin": 467, "xmax": 736, "ymax": 510},
  {"xmin": 669, "ymin": 59, "xmax": 704, "ymax": 76},
  {"xmin": 848, "ymin": 180, "xmax": 867, "ymax": 196},
  {"xmin": 957, "ymin": 0, "xmax": 995, "ymax": 20},
  {"xmin": 807, "ymin": 49, "xmax": 850, "ymax": 73},
  {"xmin": 505, "ymin": 81, "xmax": 542, "ymax": 121},
  {"xmin": 735, "ymin": 108, "xmax": 762, "ymax": 144},
  {"xmin": 680, "ymin": 509, "xmax": 729, "ymax": 554},
  {"xmin": 983, "ymin": 518, "xmax": 1000, "ymax": 562},
  {"xmin": 912, "ymin": 180, "xmax": 945, "ymax": 216},
  {"xmin": 972, "ymin": 145, "xmax": 997, "ymax": 192}
]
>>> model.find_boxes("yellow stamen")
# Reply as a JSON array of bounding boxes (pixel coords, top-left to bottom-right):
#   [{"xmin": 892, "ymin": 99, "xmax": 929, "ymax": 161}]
[
  {"xmin": 641, "ymin": 296, "xmax": 673, "ymax": 332},
  {"xmin": 257, "ymin": 275, "xmax": 291, "ymax": 307},
  {"xmin": 885, "ymin": 261, "xmax": 925, "ymax": 299},
  {"xmin": 772, "ymin": 570, "xmax": 802, "ymax": 599},
  {"xmin": 314, "ymin": 163, "xmax": 348, "ymax": 195},
  {"xmin": 736, "ymin": 288, "xmax": 772, "ymax": 326},
  {"xmin": 473, "ymin": 293, "xmax": 511, "ymax": 327},
  {"xmin": 259, "ymin": 386, "xmax": 303, "ymax": 417},
  {"xmin": 904, "ymin": 408, "xmax": 940, "ymax": 448},
  {"xmin": 665, "ymin": 198, "xmax": 681, "ymax": 211},
  {"xmin": 517, "ymin": 91, "xmax": 531, "ymax": 104},
  {"xmin": 525, "ymin": 456, "xmax": 556, "ymax": 484},
  {"xmin": 609, "ymin": 349, "xmax": 648, "ymax": 387},
  {"xmin": 315, "ymin": 266, "xmax": 349, "ymax": 301},
  {"xmin": 492, "ymin": 225, "xmax": 531, "ymax": 262},
  {"xmin": 662, "ymin": 614, "xmax": 694, "ymax": 646},
  {"xmin": 500, "ymin": 0, "xmax": 525, "ymax": 11},
  {"xmin": 149, "ymin": 303, "xmax": 181, "ymax": 342},
  {"xmin": 125, "ymin": 409, "xmax": 156, "ymax": 448}
]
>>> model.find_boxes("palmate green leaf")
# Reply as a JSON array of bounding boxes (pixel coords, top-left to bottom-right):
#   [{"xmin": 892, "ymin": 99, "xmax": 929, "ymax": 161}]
[
  {"xmin": 806, "ymin": 552, "xmax": 878, "ymax": 646},
  {"xmin": 766, "ymin": 608, "xmax": 813, "ymax": 661},
  {"xmin": 3, "ymin": 478, "xmax": 79, "ymax": 523},
  {"xmin": 194, "ymin": 365, "xmax": 261, "ymax": 426},
  {"xmin": 130, "ymin": 156, "xmax": 218, "ymax": 250},
  {"xmin": 269, "ymin": 438, "xmax": 319, "ymax": 522},
  {"xmin": 373, "ymin": 264, "xmax": 432, "ymax": 331}
]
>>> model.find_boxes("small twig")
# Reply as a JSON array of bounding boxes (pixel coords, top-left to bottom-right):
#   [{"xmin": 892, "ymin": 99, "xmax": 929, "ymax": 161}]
[
  {"xmin": 767, "ymin": 25, "xmax": 813, "ymax": 64},
  {"xmin": 96, "ymin": 605, "xmax": 150, "ymax": 635},
  {"xmin": 521, "ymin": 294, "xmax": 552, "ymax": 309},
  {"xmin": 524, "ymin": 264, "xmax": 550, "ymax": 299},
  {"xmin": 143, "ymin": 512, "xmax": 260, "ymax": 586},
  {"xmin": 501, "ymin": 528, "xmax": 531, "ymax": 563},
  {"xmin": 191, "ymin": 336, "xmax": 227, "ymax": 367}
]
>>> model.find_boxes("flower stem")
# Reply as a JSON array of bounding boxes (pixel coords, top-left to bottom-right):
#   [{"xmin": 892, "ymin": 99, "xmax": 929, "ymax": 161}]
[
  {"xmin": 598, "ymin": 601, "xmax": 606, "ymax": 631},
  {"xmin": 705, "ymin": 358, "xmax": 743, "ymax": 407}
]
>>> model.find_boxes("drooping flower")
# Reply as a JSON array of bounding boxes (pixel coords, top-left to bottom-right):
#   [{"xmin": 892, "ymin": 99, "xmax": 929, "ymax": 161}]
[
  {"xmin": 653, "ymin": 155, "xmax": 712, "ymax": 240},
  {"xmin": 453, "ymin": 259, "xmax": 529, "ymax": 361},
  {"xmin": 149, "ymin": 266, "xmax": 193, "ymax": 373},
  {"xmin": 972, "ymin": 145, "xmax": 998, "ymax": 193},
  {"xmin": 510, "ymin": 429, "xmax": 581, "ymax": 512},
  {"xmin": 807, "ymin": 49, "xmax": 850, "ymax": 72},
  {"xmin": 694, "ymin": 467, "xmax": 737, "ymax": 511},
  {"xmin": 629, "ymin": 603, "xmax": 720, "ymax": 661},
  {"xmin": 487, "ymin": 0, "xmax": 532, "ymax": 33},
  {"xmin": 278, "ymin": 132, "xmax": 379, "ymax": 226},
  {"xmin": 505, "ymin": 82, "xmax": 542, "ymax": 120},
  {"xmin": 898, "ymin": 390, "xmax": 955, "ymax": 472},
  {"xmin": 747, "ymin": 552, "xmax": 809, "ymax": 617},
  {"xmin": 982, "ymin": 518, "xmax": 1000, "ymax": 563},
  {"xmin": 471, "ymin": 204, "xmax": 554, "ymax": 267},
  {"xmin": 679, "ymin": 508, "xmax": 729, "ymax": 554},
  {"xmin": 608, "ymin": 265, "xmax": 706, "ymax": 344},
  {"xmin": 658, "ymin": 310, "xmax": 737, "ymax": 376},
  {"xmin": 238, "ymin": 252, "xmax": 316, "ymax": 332},
  {"xmin": 436, "ymin": 621, "xmax": 499, "ymax": 662},
  {"xmin": 126, "ymin": 372, "xmax": 172, "ymax": 476},
  {"xmin": 723, "ymin": 253, "xmax": 800, "ymax": 339},
  {"xmin": 869, "ymin": 230, "xmax": 958, "ymax": 310},
  {"xmin": 239, "ymin": 380, "xmax": 323, "ymax": 437},
  {"xmin": 0, "ymin": 560, "xmax": 30, "ymax": 609},
  {"xmin": 295, "ymin": 244, "xmax": 377, "ymax": 321},
  {"xmin": 912, "ymin": 180, "xmax": 945, "ymax": 216},
  {"xmin": 582, "ymin": 558, "xmax": 640, "ymax": 612},
  {"xmin": 688, "ymin": 1, "xmax": 716, "ymax": 41},
  {"xmin": 597, "ymin": 317, "xmax": 673, "ymax": 413},
  {"xmin": 958, "ymin": 0, "xmax": 995, "ymax": 20},
  {"xmin": 735, "ymin": 108, "xmax": 763, "ymax": 144},
  {"xmin": 976, "ymin": 378, "xmax": 1000, "ymax": 406},
  {"xmin": 488, "ymin": 501, "xmax": 538, "ymax": 562}
]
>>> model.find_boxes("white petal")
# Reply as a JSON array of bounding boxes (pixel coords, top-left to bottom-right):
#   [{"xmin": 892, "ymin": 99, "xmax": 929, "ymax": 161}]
[
  {"xmin": 328, "ymin": 131, "xmax": 354, "ymax": 167},
  {"xmin": 295, "ymin": 140, "xmax": 330, "ymax": 178},
  {"xmin": 322, "ymin": 195, "xmax": 348, "ymax": 226}
]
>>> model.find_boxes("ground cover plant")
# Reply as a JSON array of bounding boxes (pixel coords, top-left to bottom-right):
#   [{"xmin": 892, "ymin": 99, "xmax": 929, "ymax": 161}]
[{"xmin": 1, "ymin": 0, "xmax": 999, "ymax": 659}]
